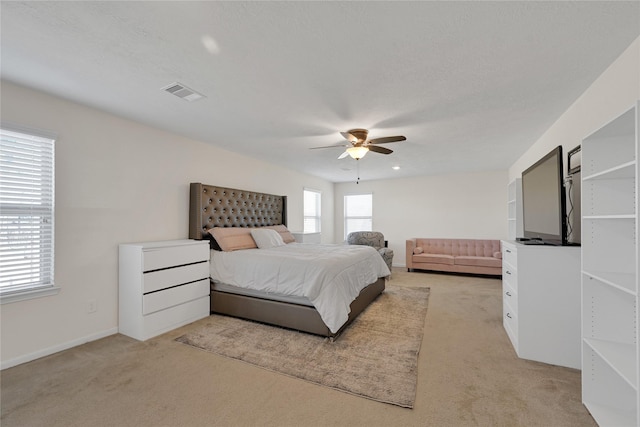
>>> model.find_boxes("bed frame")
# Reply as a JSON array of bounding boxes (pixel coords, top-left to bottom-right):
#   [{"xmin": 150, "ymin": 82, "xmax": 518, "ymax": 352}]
[{"xmin": 188, "ymin": 182, "xmax": 385, "ymax": 338}]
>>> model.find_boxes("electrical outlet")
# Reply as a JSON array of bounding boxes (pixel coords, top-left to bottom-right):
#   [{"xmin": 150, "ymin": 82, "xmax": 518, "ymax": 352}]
[{"xmin": 88, "ymin": 299, "xmax": 97, "ymax": 313}]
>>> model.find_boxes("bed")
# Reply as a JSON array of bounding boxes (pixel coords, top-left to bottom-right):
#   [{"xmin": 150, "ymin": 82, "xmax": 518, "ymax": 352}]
[{"xmin": 188, "ymin": 182, "xmax": 388, "ymax": 338}]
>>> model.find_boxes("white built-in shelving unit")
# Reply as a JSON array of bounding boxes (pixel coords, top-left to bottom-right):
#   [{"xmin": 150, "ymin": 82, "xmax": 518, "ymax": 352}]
[
  {"xmin": 507, "ymin": 178, "xmax": 523, "ymax": 240},
  {"xmin": 581, "ymin": 102, "xmax": 639, "ymax": 427}
]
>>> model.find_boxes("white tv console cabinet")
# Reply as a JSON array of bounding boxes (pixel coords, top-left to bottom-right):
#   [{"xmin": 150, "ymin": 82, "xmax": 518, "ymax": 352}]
[
  {"xmin": 119, "ymin": 240, "xmax": 210, "ymax": 341},
  {"xmin": 501, "ymin": 240, "xmax": 581, "ymax": 369}
]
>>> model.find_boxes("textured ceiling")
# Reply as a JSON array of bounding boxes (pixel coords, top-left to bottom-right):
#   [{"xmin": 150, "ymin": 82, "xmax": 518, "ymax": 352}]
[{"xmin": 1, "ymin": 1, "xmax": 639, "ymax": 183}]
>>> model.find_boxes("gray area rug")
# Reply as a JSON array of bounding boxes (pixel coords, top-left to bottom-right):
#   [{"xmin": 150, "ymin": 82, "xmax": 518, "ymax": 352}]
[{"xmin": 175, "ymin": 285, "xmax": 430, "ymax": 408}]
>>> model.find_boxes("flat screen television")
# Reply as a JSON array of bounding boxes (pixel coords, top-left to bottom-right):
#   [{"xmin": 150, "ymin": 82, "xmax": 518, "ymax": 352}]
[{"xmin": 520, "ymin": 146, "xmax": 567, "ymax": 246}]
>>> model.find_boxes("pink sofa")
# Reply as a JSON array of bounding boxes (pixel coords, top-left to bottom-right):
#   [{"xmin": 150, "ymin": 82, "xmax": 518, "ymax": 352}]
[{"xmin": 406, "ymin": 238, "xmax": 502, "ymax": 276}]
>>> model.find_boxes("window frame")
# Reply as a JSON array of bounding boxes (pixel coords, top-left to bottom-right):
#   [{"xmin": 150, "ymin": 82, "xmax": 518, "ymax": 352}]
[
  {"xmin": 0, "ymin": 126, "xmax": 59, "ymax": 304},
  {"xmin": 344, "ymin": 193, "xmax": 373, "ymax": 240},
  {"xmin": 303, "ymin": 188, "xmax": 322, "ymax": 233}
]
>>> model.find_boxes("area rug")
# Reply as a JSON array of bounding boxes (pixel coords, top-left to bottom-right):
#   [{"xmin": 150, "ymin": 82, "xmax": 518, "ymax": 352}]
[{"xmin": 175, "ymin": 285, "xmax": 430, "ymax": 408}]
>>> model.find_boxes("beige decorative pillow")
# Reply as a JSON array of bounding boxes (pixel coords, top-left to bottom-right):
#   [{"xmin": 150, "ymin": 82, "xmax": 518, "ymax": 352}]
[
  {"xmin": 413, "ymin": 247, "xmax": 424, "ymax": 254},
  {"xmin": 264, "ymin": 224, "xmax": 296, "ymax": 244},
  {"xmin": 208, "ymin": 227, "xmax": 257, "ymax": 252},
  {"xmin": 493, "ymin": 251, "xmax": 502, "ymax": 259}
]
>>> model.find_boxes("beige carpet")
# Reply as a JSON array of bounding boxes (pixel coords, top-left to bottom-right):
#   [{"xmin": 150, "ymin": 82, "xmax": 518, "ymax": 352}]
[
  {"xmin": 175, "ymin": 285, "xmax": 430, "ymax": 408},
  {"xmin": 1, "ymin": 270, "xmax": 597, "ymax": 427}
]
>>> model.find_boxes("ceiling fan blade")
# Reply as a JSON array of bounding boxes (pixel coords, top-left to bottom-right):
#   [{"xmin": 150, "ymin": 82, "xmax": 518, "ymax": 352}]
[
  {"xmin": 368, "ymin": 135, "xmax": 406, "ymax": 145},
  {"xmin": 341, "ymin": 128, "xmax": 369, "ymax": 143},
  {"xmin": 368, "ymin": 145, "xmax": 393, "ymax": 155},
  {"xmin": 340, "ymin": 131, "xmax": 357, "ymax": 143},
  {"xmin": 338, "ymin": 151, "xmax": 350, "ymax": 159},
  {"xmin": 309, "ymin": 144, "xmax": 349, "ymax": 150}
]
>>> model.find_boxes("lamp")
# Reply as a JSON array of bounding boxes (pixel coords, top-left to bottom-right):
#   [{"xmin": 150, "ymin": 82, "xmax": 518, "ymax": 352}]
[{"xmin": 346, "ymin": 146, "xmax": 369, "ymax": 160}]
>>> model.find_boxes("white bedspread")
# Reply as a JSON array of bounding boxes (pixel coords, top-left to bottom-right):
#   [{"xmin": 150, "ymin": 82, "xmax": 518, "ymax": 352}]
[{"xmin": 209, "ymin": 243, "xmax": 390, "ymax": 333}]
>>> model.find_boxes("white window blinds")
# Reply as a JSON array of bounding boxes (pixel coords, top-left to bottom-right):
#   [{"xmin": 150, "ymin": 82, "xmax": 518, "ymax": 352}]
[
  {"xmin": 0, "ymin": 129, "xmax": 55, "ymax": 297},
  {"xmin": 344, "ymin": 193, "xmax": 372, "ymax": 239},
  {"xmin": 303, "ymin": 189, "xmax": 321, "ymax": 233}
]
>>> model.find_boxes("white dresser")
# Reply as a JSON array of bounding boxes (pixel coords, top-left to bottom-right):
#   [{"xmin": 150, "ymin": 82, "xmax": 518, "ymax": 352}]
[
  {"xmin": 119, "ymin": 240, "xmax": 210, "ymax": 341},
  {"xmin": 501, "ymin": 240, "xmax": 581, "ymax": 369}
]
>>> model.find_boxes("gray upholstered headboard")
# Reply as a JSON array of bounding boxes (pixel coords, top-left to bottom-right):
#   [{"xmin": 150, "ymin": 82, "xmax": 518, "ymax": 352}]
[{"xmin": 189, "ymin": 183, "xmax": 288, "ymax": 240}]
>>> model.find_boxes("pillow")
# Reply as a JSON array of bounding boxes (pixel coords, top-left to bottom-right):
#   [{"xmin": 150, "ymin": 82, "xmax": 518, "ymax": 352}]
[
  {"xmin": 250, "ymin": 228, "xmax": 285, "ymax": 249},
  {"xmin": 413, "ymin": 247, "xmax": 424, "ymax": 254},
  {"xmin": 493, "ymin": 251, "xmax": 502, "ymax": 259},
  {"xmin": 264, "ymin": 224, "xmax": 296, "ymax": 244},
  {"xmin": 208, "ymin": 227, "xmax": 257, "ymax": 252}
]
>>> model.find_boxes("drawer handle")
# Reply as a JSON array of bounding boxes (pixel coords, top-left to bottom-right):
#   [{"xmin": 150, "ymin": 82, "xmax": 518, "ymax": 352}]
[
  {"xmin": 506, "ymin": 270, "xmax": 511, "ymax": 275},
  {"xmin": 506, "ymin": 291, "xmax": 511, "ymax": 297},
  {"xmin": 506, "ymin": 313, "xmax": 512, "ymax": 319},
  {"xmin": 506, "ymin": 249, "xmax": 512, "ymax": 253}
]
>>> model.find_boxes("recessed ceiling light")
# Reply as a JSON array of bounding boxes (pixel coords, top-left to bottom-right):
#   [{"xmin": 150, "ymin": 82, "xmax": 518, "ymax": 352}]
[{"xmin": 392, "ymin": 166, "xmax": 400, "ymax": 170}]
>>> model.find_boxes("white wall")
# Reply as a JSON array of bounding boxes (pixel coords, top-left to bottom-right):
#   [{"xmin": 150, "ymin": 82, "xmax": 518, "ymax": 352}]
[
  {"xmin": 334, "ymin": 170, "xmax": 508, "ymax": 267},
  {"xmin": 0, "ymin": 81, "xmax": 334, "ymax": 368},
  {"xmin": 509, "ymin": 37, "xmax": 640, "ymax": 180}
]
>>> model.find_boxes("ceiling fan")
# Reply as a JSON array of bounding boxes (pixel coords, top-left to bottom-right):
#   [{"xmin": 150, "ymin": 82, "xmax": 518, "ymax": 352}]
[{"xmin": 311, "ymin": 128, "xmax": 406, "ymax": 160}]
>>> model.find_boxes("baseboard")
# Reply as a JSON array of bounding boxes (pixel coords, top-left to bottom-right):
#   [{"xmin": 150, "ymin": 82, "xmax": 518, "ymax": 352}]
[{"xmin": 1, "ymin": 327, "xmax": 119, "ymax": 370}]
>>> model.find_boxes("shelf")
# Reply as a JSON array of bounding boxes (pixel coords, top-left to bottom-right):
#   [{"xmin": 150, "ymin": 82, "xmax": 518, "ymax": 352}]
[
  {"xmin": 583, "ymin": 400, "xmax": 637, "ymax": 427},
  {"xmin": 583, "ymin": 275, "xmax": 637, "ymax": 344},
  {"xmin": 582, "ymin": 176, "xmax": 636, "ymax": 216},
  {"xmin": 506, "ymin": 178, "xmax": 522, "ymax": 241},
  {"xmin": 583, "ymin": 214, "xmax": 636, "ymax": 220},
  {"xmin": 583, "ymin": 160, "xmax": 636, "ymax": 181},
  {"xmin": 584, "ymin": 338, "xmax": 638, "ymax": 389},
  {"xmin": 582, "ymin": 219, "xmax": 636, "ymax": 275},
  {"xmin": 583, "ymin": 270, "xmax": 637, "ymax": 295}
]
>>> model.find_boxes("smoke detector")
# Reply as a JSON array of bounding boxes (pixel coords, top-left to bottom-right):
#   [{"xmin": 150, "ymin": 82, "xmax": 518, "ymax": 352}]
[{"xmin": 161, "ymin": 82, "xmax": 205, "ymax": 102}]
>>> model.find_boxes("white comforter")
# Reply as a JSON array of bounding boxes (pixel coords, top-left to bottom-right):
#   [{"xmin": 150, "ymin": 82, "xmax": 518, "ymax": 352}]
[{"xmin": 210, "ymin": 243, "xmax": 390, "ymax": 333}]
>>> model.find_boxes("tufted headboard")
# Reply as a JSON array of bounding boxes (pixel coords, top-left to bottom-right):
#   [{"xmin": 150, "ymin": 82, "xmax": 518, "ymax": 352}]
[{"xmin": 189, "ymin": 183, "xmax": 287, "ymax": 241}]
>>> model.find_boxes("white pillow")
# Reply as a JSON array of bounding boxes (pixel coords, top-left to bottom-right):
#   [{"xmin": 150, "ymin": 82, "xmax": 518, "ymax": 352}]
[{"xmin": 250, "ymin": 228, "xmax": 285, "ymax": 249}]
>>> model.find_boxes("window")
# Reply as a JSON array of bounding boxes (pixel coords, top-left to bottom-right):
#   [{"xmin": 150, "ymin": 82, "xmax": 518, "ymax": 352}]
[
  {"xmin": 0, "ymin": 128, "xmax": 57, "ymax": 303},
  {"xmin": 303, "ymin": 188, "xmax": 321, "ymax": 233},
  {"xmin": 344, "ymin": 193, "xmax": 372, "ymax": 239}
]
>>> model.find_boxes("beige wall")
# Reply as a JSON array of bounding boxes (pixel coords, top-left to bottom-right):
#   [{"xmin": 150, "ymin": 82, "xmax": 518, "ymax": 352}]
[
  {"xmin": 509, "ymin": 37, "xmax": 640, "ymax": 180},
  {"xmin": 334, "ymin": 170, "xmax": 509, "ymax": 267},
  {"xmin": 0, "ymin": 81, "xmax": 334, "ymax": 368}
]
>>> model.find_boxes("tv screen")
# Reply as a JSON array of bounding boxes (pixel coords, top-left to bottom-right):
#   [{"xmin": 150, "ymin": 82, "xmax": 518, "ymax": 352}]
[{"xmin": 521, "ymin": 146, "xmax": 566, "ymax": 246}]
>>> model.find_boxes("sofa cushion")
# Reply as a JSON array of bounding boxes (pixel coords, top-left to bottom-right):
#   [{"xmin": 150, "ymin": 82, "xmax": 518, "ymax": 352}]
[
  {"xmin": 413, "ymin": 253, "xmax": 454, "ymax": 265},
  {"xmin": 454, "ymin": 256, "xmax": 502, "ymax": 269},
  {"xmin": 413, "ymin": 247, "xmax": 423, "ymax": 254}
]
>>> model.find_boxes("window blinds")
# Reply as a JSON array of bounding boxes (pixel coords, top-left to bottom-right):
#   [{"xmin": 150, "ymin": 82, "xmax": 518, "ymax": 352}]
[
  {"xmin": 0, "ymin": 129, "xmax": 55, "ymax": 295},
  {"xmin": 303, "ymin": 189, "xmax": 321, "ymax": 233}
]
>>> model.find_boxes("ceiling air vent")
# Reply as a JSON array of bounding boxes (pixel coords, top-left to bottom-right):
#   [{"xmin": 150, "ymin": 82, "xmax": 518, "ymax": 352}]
[{"xmin": 161, "ymin": 82, "xmax": 205, "ymax": 102}]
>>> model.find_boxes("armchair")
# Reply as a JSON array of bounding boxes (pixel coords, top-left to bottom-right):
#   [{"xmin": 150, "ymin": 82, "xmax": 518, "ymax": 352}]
[{"xmin": 347, "ymin": 231, "xmax": 394, "ymax": 275}]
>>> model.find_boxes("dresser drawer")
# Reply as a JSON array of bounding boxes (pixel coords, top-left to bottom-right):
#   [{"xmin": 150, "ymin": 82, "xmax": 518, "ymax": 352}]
[
  {"xmin": 143, "ymin": 262, "xmax": 209, "ymax": 294},
  {"xmin": 503, "ymin": 303, "xmax": 518, "ymax": 347},
  {"xmin": 503, "ymin": 283, "xmax": 518, "ymax": 314},
  {"xmin": 143, "ymin": 243, "xmax": 209, "ymax": 271},
  {"xmin": 502, "ymin": 244, "xmax": 517, "ymax": 269},
  {"xmin": 502, "ymin": 264, "xmax": 518, "ymax": 290},
  {"xmin": 143, "ymin": 279, "xmax": 210, "ymax": 315}
]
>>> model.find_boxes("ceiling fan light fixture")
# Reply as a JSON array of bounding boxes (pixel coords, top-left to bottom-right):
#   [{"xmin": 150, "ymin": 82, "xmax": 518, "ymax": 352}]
[{"xmin": 347, "ymin": 146, "xmax": 369, "ymax": 160}]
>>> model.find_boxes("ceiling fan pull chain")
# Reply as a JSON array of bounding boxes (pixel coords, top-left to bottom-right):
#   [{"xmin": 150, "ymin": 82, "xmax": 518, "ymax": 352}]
[{"xmin": 356, "ymin": 159, "xmax": 360, "ymax": 184}]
